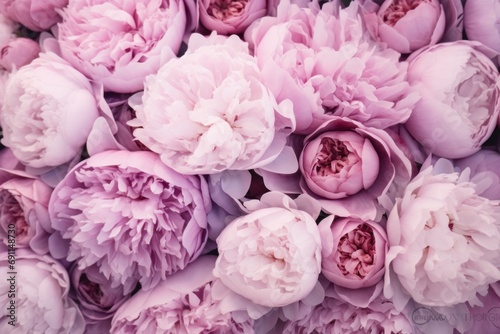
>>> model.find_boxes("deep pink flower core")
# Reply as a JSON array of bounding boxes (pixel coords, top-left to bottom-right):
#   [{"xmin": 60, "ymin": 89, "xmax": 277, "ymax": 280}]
[
  {"xmin": 337, "ymin": 224, "xmax": 376, "ymax": 278},
  {"xmin": 208, "ymin": 0, "xmax": 248, "ymax": 20},
  {"xmin": 80, "ymin": 274, "xmax": 104, "ymax": 305},
  {"xmin": 382, "ymin": 0, "xmax": 429, "ymax": 26},
  {"xmin": 0, "ymin": 190, "xmax": 28, "ymax": 237},
  {"xmin": 313, "ymin": 138, "xmax": 350, "ymax": 177}
]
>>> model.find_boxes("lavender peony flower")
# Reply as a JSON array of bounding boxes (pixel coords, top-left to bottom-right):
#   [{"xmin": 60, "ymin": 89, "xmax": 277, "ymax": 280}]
[
  {"xmin": 0, "ymin": 52, "xmax": 99, "ymax": 168},
  {"xmin": 318, "ymin": 216, "xmax": 387, "ymax": 289},
  {"xmin": 0, "ymin": 169, "xmax": 53, "ymax": 254},
  {"xmin": 70, "ymin": 264, "xmax": 130, "ymax": 325},
  {"xmin": 404, "ymin": 41, "xmax": 500, "ymax": 159},
  {"xmin": 0, "ymin": 0, "xmax": 67, "ymax": 31},
  {"xmin": 129, "ymin": 33, "xmax": 295, "ymax": 175},
  {"xmin": 385, "ymin": 158, "xmax": 500, "ymax": 308},
  {"xmin": 299, "ymin": 117, "xmax": 415, "ymax": 220},
  {"xmin": 111, "ymin": 256, "xmax": 255, "ymax": 334},
  {"xmin": 48, "ymin": 150, "xmax": 210, "ymax": 292},
  {"xmin": 361, "ymin": 0, "xmax": 446, "ymax": 53},
  {"xmin": 245, "ymin": 0, "xmax": 419, "ymax": 133},
  {"xmin": 213, "ymin": 192, "xmax": 322, "ymax": 307},
  {"xmin": 198, "ymin": 0, "xmax": 267, "ymax": 35},
  {"xmin": 0, "ymin": 249, "xmax": 85, "ymax": 333},
  {"xmin": 57, "ymin": 0, "xmax": 188, "ymax": 93}
]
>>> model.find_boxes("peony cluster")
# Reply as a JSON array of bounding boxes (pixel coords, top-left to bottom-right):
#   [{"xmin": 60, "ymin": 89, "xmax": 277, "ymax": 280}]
[{"xmin": 2, "ymin": 0, "xmax": 500, "ymax": 333}]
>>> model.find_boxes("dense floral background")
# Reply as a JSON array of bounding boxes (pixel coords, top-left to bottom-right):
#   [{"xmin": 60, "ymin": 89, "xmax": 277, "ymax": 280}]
[{"xmin": 1, "ymin": 0, "xmax": 500, "ymax": 333}]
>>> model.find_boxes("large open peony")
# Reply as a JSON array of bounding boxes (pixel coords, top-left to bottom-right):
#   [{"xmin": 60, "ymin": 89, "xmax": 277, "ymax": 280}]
[
  {"xmin": 48, "ymin": 150, "xmax": 210, "ymax": 293},
  {"xmin": 245, "ymin": 0, "xmax": 418, "ymax": 133},
  {"xmin": 385, "ymin": 158, "xmax": 500, "ymax": 308},
  {"xmin": 129, "ymin": 33, "xmax": 295, "ymax": 175}
]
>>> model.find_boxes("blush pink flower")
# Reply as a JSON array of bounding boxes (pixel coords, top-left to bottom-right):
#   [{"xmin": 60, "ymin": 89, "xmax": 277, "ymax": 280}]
[
  {"xmin": 0, "ymin": 169, "xmax": 53, "ymax": 255},
  {"xmin": 299, "ymin": 117, "xmax": 415, "ymax": 220},
  {"xmin": 318, "ymin": 216, "xmax": 387, "ymax": 289},
  {"xmin": 129, "ymin": 33, "xmax": 295, "ymax": 175},
  {"xmin": 198, "ymin": 0, "xmax": 267, "ymax": 35},
  {"xmin": 0, "ymin": 37, "xmax": 40, "ymax": 71},
  {"xmin": 48, "ymin": 150, "xmax": 210, "ymax": 293},
  {"xmin": 111, "ymin": 256, "xmax": 255, "ymax": 334},
  {"xmin": 404, "ymin": 41, "xmax": 500, "ymax": 159},
  {"xmin": 0, "ymin": 52, "xmax": 99, "ymax": 168},
  {"xmin": 57, "ymin": 0, "xmax": 187, "ymax": 93},
  {"xmin": 362, "ymin": 0, "xmax": 446, "ymax": 54},
  {"xmin": 244, "ymin": 0, "xmax": 418, "ymax": 133},
  {"xmin": 385, "ymin": 158, "xmax": 500, "ymax": 308},
  {"xmin": 213, "ymin": 192, "xmax": 322, "ymax": 307},
  {"xmin": 0, "ymin": 0, "xmax": 68, "ymax": 31},
  {"xmin": 0, "ymin": 249, "xmax": 85, "ymax": 334}
]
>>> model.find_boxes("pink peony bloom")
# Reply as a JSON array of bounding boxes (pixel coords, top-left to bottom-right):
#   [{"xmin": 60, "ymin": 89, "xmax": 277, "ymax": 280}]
[
  {"xmin": 70, "ymin": 264, "xmax": 130, "ymax": 324},
  {"xmin": 362, "ymin": 0, "xmax": 445, "ymax": 54},
  {"xmin": 57, "ymin": 0, "xmax": 187, "ymax": 93},
  {"xmin": 129, "ymin": 33, "xmax": 295, "ymax": 175},
  {"xmin": 0, "ymin": 249, "xmax": 85, "ymax": 333},
  {"xmin": 464, "ymin": 0, "xmax": 500, "ymax": 53},
  {"xmin": 111, "ymin": 256, "xmax": 255, "ymax": 334},
  {"xmin": 0, "ymin": 169, "xmax": 53, "ymax": 254},
  {"xmin": 48, "ymin": 150, "xmax": 210, "ymax": 292},
  {"xmin": 245, "ymin": 0, "xmax": 418, "ymax": 133},
  {"xmin": 0, "ymin": 0, "xmax": 67, "ymax": 31},
  {"xmin": 299, "ymin": 117, "xmax": 415, "ymax": 221},
  {"xmin": 404, "ymin": 41, "xmax": 500, "ymax": 159},
  {"xmin": 0, "ymin": 37, "xmax": 40, "ymax": 71},
  {"xmin": 213, "ymin": 192, "xmax": 322, "ymax": 307},
  {"xmin": 198, "ymin": 0, "xmax": 267, "ymax": 35},
  {"xmin": 318, "ymin": 216, "xmax": 387, "ymax": 289},
  {"xmin": 384, "ymin": 158, "xmax": 500, "ymax": 308},
  {"xmin": 280, "ymin": 283, "xmax": 413, "ymax": 334},
  {"xmin": 0, "ymin": 52, "xmax": 99, "ymax": 168}
]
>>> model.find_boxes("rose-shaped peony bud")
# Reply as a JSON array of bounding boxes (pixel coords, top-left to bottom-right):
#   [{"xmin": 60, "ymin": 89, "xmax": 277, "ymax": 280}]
[
  {"xmin": 0, "ymin": 52, "xmax": 99, "ymax": 168},
  {"xmin": 57, "ymin": 0, "xmax": 187, "ymax": 93},
  {"xmin": 404, "ymin": 41, "xmax": 500, "ymax": 159},
  {"xmin": 299, "ymin": 117, "xmax": 414, "ymax": 221},
  {"xmin": 244, "ymin": 0, "xmax": 418, "ymax": 133},
  {"xmin": 111, "ymin": 256, "xmax": 255, "ymax": 334},
  {"xmin": 213, "ymin": 192, "xmax": 322, "ymax": 307},
  {"xmin": 318, "ymin": 216, "xmax": 387, "ymax": 289},
  {"xmin": 464, "ymin": 0, "xmax": 500, "ymax": 53},
  {"xmin": 0, "ymin": 37, "xmax": 40, "ymax": 71},
  {"xmin": 0, "ymin": 249, "xmax": 85, "ymax": 333},
  {"xmin": 0, "ymin": 169, "xmax": 53, "ymax": 254},
  {"xmin": 0, "ymin": 0, "xmax": 68, "ymax": 31},
  {"xmin": 198, "ymin": 0, "xmax": 267, "ymax": 35},
  {"xmin": 362, "ymin": 0, "xmax": 445, "ymax": 54},
  {"xmin": 384, "ymin": 159, "xmax": 500, "ymax": 308},
  {"xmin": 70, "ymin": 264, "xmax": 131, "ymax": 326},
  {"xmin": 129, "ymin": 33, "xmax": 295, "ymax": 175},
  {"xmin": 49, "ymin": 150, "xmax": 210, "ymax": 292}
]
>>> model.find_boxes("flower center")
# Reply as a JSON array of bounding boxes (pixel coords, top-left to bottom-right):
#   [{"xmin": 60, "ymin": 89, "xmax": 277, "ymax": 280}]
[
  {"xmin": 80, "ymin": 274, "xmax": 104, "ymax": 305},
  {"xmin": 337, "ymin": 224, "xmax": 375, "ymax": 279},
  {"xmin": 0, "ymin": 190, "xmax": 28, "ymax": 237},
  {"xmin": 207, "ymin": 0, "xmax": 248, "ymax": 21},
  {"xmin": 313, "ymin": 137, "xmax": 350, "ymax": 177},
  {"xmin": 381, "ymin": 0, "xmax": 429, "ymax": 26}
]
